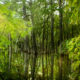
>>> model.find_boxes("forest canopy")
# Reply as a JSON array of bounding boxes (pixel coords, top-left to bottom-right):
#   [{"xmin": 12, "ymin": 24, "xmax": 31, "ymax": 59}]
[{"xmin": 0, "ymin": 0, "xmax": 80, "ymax": 80}]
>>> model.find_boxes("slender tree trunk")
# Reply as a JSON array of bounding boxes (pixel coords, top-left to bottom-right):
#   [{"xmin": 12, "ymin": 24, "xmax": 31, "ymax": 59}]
[
  {"xmin": 42, "ymin": 16, "xmax": 45, "ymax": 80},
  {"xmin": 50, "ymin": 0, "xmax": 54, "ymax": 80},
  {"xmin": 31, "ymin": 17, "xmax": 37, "ymax": 80},
  {"xmin": 22, "ymin": 0, "xmax": 27, "ymax": 20},
  {"xmin": 22, "ymin": 1, "xmax": 30, "ymax": 79},
  {"xmin": 46, "ymin": 25, "xmax": 49, "ymax": 80},
  {"xmin": 59, "ymin": 55, "xmax": 63, "ymax": 80},
  {"xmin": 24, "ymin": 52, "xmax": 29, "ymax": 80},
  {"xmin": 31, "ymin": 33, "xmax": 37, "ymax": 80},
  {"xmin": 59, "ymin": 0, "xmax": 63, "ymax": 42},
  {"xmin": 59, "ymin": 0, "xmax": 63, "ymax": 80},
  {"xmin": 72, "ymin": 26, "xmax": 74, "ymax": 37},
  {"xmin": 8, "ymin": 34, "xmax": 12, "ymax": 72},
  {"xmin": 29, "ymin": 1, "xmax": 38, "ymax": 80}
]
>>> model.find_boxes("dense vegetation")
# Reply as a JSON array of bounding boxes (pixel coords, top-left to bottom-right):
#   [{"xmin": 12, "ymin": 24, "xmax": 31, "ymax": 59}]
[{"xmin": 0, "ymin": 0, "xmax": 80, "ymax": 80}]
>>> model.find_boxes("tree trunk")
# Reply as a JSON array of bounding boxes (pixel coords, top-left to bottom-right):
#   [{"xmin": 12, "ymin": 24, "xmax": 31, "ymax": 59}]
[
  {"xmin": 8, "ymin": 34, "xmax": 12, "ymax": 72},
  {"xmin": 30, "ymin": 1, "xmax": 38, "ymax": 80},
  {"xmin": 50, "ymin": 0, "xmax": 54, "ymax": 80},
  {"xmin": 59, "ymin": 0, "xmax": 63, "ymax": 79},
  {"xmin": 22, "ymin": 0, "xmax": 27, "ymax": 20}
]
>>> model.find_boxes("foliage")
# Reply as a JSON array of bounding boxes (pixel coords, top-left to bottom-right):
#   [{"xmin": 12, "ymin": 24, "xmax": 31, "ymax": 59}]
[
  {"xmin": 0, "ymin": 0, "xmax": 80, "ymax": 80},
  {"xmin": 62, "ymin": 36, "xmax": 80, "ymax": 80}
]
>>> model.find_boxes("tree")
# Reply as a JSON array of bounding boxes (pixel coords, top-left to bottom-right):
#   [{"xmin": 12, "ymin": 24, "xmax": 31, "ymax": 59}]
[
  {"xmin": 50, "ymin": 0, "xmax": 54, "ymax": 80},
  {"xmin": 59, "ymin": 0, "xmax": 63, "ymax": 80}
]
